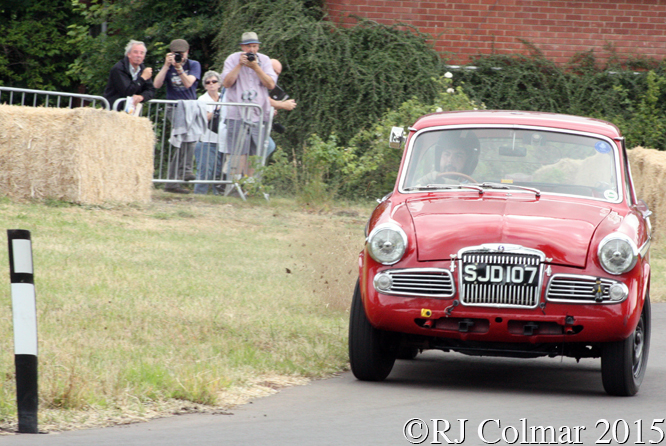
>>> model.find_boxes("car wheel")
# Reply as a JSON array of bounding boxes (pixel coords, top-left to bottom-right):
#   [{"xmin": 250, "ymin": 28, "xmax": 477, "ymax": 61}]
[
  {"xmin": 349, "ymin": 280, "xmax": 397, "ymax": 381},
  {"xmin": 601, "ymin": 294, "xmax": 651, "ymax": 396}
]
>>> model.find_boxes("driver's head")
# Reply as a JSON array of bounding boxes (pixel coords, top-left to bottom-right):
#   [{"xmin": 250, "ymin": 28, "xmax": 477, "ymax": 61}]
[
  {"xmin": 437, "ymin": 130, "xmax": 480, "ymax": 175},
  {"xmin": 439, "ymin": 147, "xmax": 469, "ymax": 173}
]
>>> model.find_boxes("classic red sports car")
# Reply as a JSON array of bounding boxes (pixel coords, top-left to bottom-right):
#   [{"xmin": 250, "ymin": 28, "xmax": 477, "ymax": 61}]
[{"xmin": 349, "ymin": 110, "xmax": 652, "ymax": 396}]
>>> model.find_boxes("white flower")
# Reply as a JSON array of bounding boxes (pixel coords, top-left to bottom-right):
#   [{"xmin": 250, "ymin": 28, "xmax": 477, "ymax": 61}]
[
  {"xmin": 435, "ymin": 107, "xmax": 443, "ymax": 112},
  {"xmin": 444, "ymin": 72, "xmax": 453, "ymax": 78},
  {"xmin": 447, "ymin": 88, "xmax": 455, "ymax": 94}
]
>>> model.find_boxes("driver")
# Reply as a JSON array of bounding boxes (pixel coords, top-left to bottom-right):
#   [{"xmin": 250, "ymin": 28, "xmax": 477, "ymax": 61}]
[{"xmin": 416, "ymin": 130, "xmax": 480, "ymax": 184}]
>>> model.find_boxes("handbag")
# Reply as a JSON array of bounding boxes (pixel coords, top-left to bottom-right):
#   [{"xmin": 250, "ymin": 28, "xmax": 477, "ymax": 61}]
[
  {"xmin": 209, "ymin": 106, "xmax": 221, "ymax": 133},
  {"xmin": 269, "ymin": 84, "xmax": 288, "ymax": 101}
]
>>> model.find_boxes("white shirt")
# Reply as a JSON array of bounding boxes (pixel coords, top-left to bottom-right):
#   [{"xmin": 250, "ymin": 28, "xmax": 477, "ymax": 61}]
[
  {"xmin": 197, "ymin": 90, "xmax": 228, "ymax": 152},
  {"xmin": 129, "ymin": 64, "xmax": 141, "ymax": 80}
]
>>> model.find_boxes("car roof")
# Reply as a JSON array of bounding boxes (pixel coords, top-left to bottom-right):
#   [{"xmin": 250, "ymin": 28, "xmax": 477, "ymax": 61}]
[{"xmin": 412, "ymin": 110, "xmax": 622, "ymax": 140}]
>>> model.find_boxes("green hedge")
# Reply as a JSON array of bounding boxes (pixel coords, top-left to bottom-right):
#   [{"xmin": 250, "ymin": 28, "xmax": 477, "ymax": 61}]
[{"xmin": 452, "ymin": 50, "xmax": 666, "ymax": 150}]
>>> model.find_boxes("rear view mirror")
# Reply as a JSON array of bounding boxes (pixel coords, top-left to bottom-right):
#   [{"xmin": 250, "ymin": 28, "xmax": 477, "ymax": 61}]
[
  {"xmin": 389, "ymin": 127, "xmax": 405, "ymax": 149},
  {"xmin": 499, "ymin": 145, "xmax": 527, "ymax": 157}
]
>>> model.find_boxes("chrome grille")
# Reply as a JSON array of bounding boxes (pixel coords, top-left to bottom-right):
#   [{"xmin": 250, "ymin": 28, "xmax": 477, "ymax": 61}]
[
  {"xmin": 374, "ymin": 268, "xmax": 455, "ymax": 297},
  {"xmin": 459, "ymin": 246, "xmax": 545, "ymax": 308},
  {"xmin": 547, "ymin": 275, "xmax": 617, "ymax": 303}
]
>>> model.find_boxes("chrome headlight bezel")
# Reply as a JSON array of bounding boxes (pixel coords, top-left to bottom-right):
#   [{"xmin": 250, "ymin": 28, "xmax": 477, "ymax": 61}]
[
  {"xmin": 366, "ymin": 223, "xmax": 408, "ymax": 265},
  {"xmin": 598, "ymin": 233, "xmax": 639, "ymax": 275}
]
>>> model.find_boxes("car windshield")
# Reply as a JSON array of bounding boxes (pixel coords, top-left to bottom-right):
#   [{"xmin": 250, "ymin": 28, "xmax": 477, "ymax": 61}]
[{"xmin": 401, "ymin": 127, "xmax": 620, "ymax": 201}]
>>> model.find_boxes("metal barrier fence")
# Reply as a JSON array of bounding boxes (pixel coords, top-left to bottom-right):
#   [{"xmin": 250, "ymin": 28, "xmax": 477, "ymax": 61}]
[
  {"xmin": 116, "ymin": 98, "xmax": 274, "ymax": 200},
  {"xmin": 0, "ymin": 86, "xmax": 109, "ymax": 110},
  {"xmin": 1, "ymin": 87, "xmax": 272, "ymax": 200}
]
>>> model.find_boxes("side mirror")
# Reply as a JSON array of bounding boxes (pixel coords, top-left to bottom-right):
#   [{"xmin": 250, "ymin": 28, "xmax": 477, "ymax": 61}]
[
  {"xmin": 389, "ymin": 127, "xmax": 405, "ymax": 149},
  {"xmin": 637, "ymin": 199, "xmax": 652, "ymax": 219}
]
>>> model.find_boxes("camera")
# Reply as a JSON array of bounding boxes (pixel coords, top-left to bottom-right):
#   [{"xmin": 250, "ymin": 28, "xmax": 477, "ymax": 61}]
[
  {"xmin": 173, "ymin": 52, "xmax": 183, "ymax": 64},
  {"xmin": 245, "ymin": 52, "xmax": 255, "ymax": 62}
]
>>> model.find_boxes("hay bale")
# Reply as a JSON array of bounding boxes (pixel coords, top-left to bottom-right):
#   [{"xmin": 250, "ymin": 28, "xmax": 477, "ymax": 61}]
[
  {"xmin": 0, "ymin": 105, "xmax": 154, "ymax": 204},
  {"xmin": 532, "ymin": 152, "xmax": 613, "ymax": 186},
  {"xmin": 525, "ymin": 146, "xmax": 663, "ymax": 231},
  {"xmin": 628, "ymin": 146, "xmax": 666, "ymax": 232}
]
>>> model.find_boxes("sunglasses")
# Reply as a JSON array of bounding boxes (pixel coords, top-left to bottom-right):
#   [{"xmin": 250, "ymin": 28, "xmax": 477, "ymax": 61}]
[{"xmin": 205, "ymin": 80, "xmax": 219, "ymax": 85}]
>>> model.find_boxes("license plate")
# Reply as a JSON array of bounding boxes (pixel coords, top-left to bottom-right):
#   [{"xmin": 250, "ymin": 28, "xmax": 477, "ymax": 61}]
[{"xmin": 462, "ymin": 263, "xmax": 539, "ymax": 286}]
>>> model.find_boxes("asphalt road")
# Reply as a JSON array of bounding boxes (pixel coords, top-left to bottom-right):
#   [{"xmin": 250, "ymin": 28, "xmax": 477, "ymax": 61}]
[{"xmin": 4, "ymin": 304, "xmax": 666, "ymax": 446}]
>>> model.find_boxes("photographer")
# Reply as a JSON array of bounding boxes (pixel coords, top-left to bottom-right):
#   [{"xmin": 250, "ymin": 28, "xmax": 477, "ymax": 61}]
[
  {"xmin": 155, "ymin": 39, "xmax": 202, "ymax": 193},
  {"xmin": 221, "ymin": 32, "xmax": 277, "ymax": 178},
  {"xmin": 154, "ymin": 39, "xmax": 200, "ymax": 100}
]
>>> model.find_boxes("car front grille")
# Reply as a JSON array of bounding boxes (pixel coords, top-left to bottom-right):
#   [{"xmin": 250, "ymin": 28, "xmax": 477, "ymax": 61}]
[
  {"xmin": 546, "ymin": 275, "xmax": 618, "ymax": 303},
  {"xmin": 374, "ymin": 268, "xmax": 455, "ymax": 297},
  {"xmin": 459, "ymin": 246, "xmax": 545, "ymax": 308}
]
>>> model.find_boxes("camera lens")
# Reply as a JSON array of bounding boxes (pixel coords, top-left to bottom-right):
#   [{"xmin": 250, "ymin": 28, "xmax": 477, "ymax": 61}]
[
  {"xmin": 174, "ymin": 53, "xmax": 182, "ymax": 63},
  {"xmin": 246, "ymin": 52, "xmax": 255, "ymax": 62}
]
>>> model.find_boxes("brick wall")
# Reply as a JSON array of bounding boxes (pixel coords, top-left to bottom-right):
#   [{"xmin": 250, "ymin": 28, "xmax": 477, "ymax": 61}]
[{"xmin": 324, "ymin": 0, "xmax": 666, "ymax": 65}]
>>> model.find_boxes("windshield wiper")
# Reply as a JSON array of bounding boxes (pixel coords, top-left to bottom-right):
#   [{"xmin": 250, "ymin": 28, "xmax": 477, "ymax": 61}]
[
  {"xmin": 479, "ymin": 182, "xmax": 541, "ymax": 197},
  {"xmin": 405, "ymin": 184, "xmax": 484, "ymax": 194}
]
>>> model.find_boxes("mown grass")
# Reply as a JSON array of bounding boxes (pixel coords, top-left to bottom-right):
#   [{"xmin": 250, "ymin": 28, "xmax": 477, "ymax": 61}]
[{"xmin": 0, "ymin": 193, "xmax": 372, "ymax": 431}]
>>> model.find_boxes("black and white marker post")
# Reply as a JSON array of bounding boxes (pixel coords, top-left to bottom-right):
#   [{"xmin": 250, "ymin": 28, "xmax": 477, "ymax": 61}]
[{"xmin": 7, "ymin": 230, "xmax": 39, "ymax": 434}]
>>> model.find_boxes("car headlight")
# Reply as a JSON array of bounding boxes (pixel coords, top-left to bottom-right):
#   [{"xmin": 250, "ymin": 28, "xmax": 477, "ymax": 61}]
[
  {"xmin": 598, "ymin": 233, "xmax": 638, "ymax": 275},
  {"xmin": 367, "ymin": 223, "xmax": 408, "ymax": 265}
]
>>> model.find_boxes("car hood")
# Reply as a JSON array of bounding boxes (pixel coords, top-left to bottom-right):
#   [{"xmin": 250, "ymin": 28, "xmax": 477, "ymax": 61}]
[{"xmin": 406, "ymin": 195, "xmax": 612, "ymax": 267}]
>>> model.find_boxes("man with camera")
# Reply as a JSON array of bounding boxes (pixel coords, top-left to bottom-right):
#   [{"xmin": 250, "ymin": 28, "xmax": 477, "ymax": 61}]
[
  {"xmin": 155, "ymin": 39, "xmax": 203, "ymax": 193},
  {"xmin": 154, "ymin": 39, "xmax": 201, "ymax": 100},
  {"xmin": 221, "ymin": 32, "xmax": 277, "ymax": 179}
]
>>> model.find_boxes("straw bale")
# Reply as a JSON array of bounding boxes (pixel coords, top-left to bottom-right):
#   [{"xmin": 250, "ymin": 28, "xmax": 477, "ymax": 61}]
[
  {"xmin": 532, "ymin": 152, "xmax": 613, "ymax": 186},
  {"xmin": 628, "ymin": 146, "xmax": 666, "ymax": 232},
  {"xmin": 0, "ymin": 105, "xmax": 154, "ymax": 204}
]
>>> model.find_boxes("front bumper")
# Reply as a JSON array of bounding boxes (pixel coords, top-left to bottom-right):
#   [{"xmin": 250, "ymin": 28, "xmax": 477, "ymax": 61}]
[{"xmin": 360, "ymin": 261, "xmax": 645, "ymax": 345}]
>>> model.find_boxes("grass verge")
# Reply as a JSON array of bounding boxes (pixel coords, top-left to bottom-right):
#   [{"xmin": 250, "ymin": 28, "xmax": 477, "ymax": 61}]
[{"xmin": 0, "ymin": 193, "xmax": 372, "ymax": 432}]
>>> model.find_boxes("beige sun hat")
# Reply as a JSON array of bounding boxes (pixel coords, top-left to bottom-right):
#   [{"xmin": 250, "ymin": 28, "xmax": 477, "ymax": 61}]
[{"xmin": 240, "ymin": 32, "xmax": 261, "ymax": 45}]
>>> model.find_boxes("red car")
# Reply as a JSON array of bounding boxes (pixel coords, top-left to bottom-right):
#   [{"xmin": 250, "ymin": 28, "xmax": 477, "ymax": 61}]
[{"xmin": 349, "ymin": 110, "xmax": 652, "ymax": 396}]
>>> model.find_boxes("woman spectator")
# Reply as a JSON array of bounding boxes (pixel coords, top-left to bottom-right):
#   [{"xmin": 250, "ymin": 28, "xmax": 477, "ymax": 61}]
[{"xmin": 194, "ymin": 70, "xmax": 228, "ymax": 194}]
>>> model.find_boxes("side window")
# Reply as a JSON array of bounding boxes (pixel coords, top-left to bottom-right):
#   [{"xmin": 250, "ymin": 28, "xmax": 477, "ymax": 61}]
[{"xmin": 403, "ymin": 131, "xmax": 441, "ymax": 187}]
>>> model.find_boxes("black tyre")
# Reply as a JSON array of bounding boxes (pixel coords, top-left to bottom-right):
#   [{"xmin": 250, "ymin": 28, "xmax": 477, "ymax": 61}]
[
  {"xmin": 601, "ymin": 294, "xmax": 651, "ymax": 396},
  {"xmin": 349, "ymin": 280, "xmax": 397, "ymax": 381}
]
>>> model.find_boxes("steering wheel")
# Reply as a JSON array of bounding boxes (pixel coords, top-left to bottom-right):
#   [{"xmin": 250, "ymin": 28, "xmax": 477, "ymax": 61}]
[{"xmin": 437, "ymin": 171, "xmax": 477, "ymax": 183}]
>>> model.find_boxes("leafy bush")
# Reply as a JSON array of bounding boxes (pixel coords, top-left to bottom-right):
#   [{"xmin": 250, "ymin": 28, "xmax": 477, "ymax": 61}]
[
  {"xmin": 604, "ymin": 71, "xmax": 666, "ymax": 150},
  {"xmin": 0, "ymin": 0, "xmax": 85, "ymax": 90},
  {"xmin": 262, "ymin": 133, "xmax": 354, "ymax": 204},
  {"xmin": 453, "ymin": 47, "xmax": 666, "ymax": 150}
]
